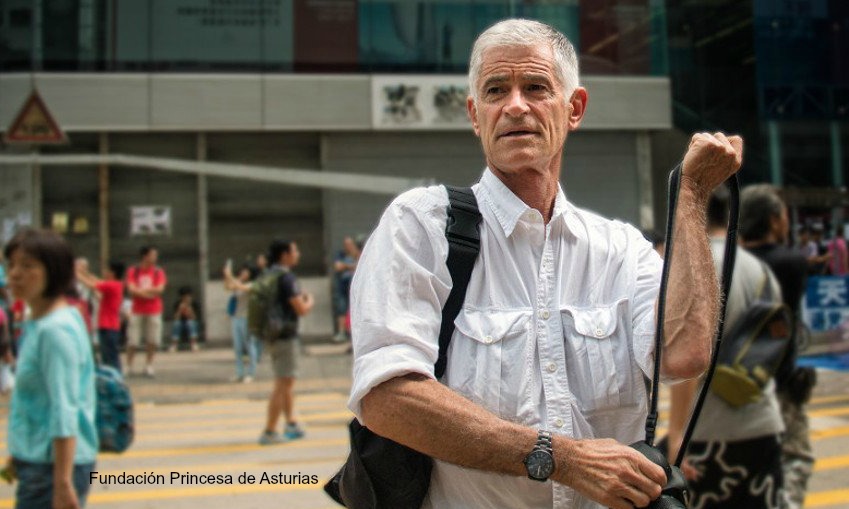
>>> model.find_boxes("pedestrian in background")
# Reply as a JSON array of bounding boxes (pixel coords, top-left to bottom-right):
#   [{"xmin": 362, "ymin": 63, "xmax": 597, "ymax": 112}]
[
  {"xmin": 223, "ymin": 261, "xmax": 260, "ymax": 383},
  {"xmin": 125, "ymin": 246, "xmax": 167, "ymax": 377},
  {"xmin": 331, "ymin": 236, "xmax": 360, "ymax": 343},
  {"xmin": 3, "ymin": 229, "xmax": 97, "ymax": 509},
  {"xmin": 667, "ymin": 188, "xmax": 786, "ymax": 509},
  {"xmin": 826, "ymin": 225, "xmax": 848, "ymax": 276},
  {"xmin": 259, "ymin": 240, "xmax": 313, "ymax": 445},
  {"xmin": 75, "ymin": 261, "xmax": 126, "ymax": 372},
  {"xmin": 740, "ymin": 184, "xmax": 816, "ymax": 509},
  {"xmin": 168, "ymin": 286, "xmax": 200, "ymax": 352}
]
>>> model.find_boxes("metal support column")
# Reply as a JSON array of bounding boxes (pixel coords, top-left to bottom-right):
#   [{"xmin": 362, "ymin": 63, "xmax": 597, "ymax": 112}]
[
  {"xmin": 831, "ymin": 121, "xmax": 845, "ymax": 231},
  {"xmin": 636, "ymin": 132, "xmax": 655, "ymax": 229},
  {"xmin": 98, "ymin": 132, "xmax": 110, "ymax": 272},
  {"xmin": 196, "ymin": 133, "xmax": 209, "ymax": 324},
  {"xmin": 768, "ymin": 121, "xmax": 783, "ymax": 186}
]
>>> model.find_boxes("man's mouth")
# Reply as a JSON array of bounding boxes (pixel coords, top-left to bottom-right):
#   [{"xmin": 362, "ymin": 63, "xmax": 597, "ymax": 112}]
[{"xmin": 499, "ymin": 130, "xmax": 537, "ymax": 138}]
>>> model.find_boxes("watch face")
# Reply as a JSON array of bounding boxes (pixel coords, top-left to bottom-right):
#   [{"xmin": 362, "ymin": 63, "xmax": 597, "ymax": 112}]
[{"xmin": 526, "ymin": 450, "xmax": 554, "ymax": 480}]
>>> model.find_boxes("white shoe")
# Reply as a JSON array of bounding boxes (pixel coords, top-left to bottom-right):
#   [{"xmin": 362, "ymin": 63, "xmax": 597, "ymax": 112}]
[
  {"xmin": 242, "ymin": 376, "xmax": 254, "ymax": 384},
  {"xmin": 332, "ymin": 332, "xmax": 348, "ymax": 343},
  {"xmin": 144, "ymin": 365, "xmax": 155, "ymax": 378}
]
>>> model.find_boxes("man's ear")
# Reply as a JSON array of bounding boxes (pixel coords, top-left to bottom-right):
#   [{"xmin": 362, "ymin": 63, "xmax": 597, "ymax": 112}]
[
  {"xmin": 567, "ymin": 87, "xmax": 588, "ymax": 131},
  {"xmin": 467, "ymin": 96, "xmax": 481, "ymax": 136}
]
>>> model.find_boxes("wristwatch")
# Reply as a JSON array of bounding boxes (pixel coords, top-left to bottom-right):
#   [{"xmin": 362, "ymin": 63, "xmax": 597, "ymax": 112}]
[{"xmin": 523, "ymin": 430, "xmax": 556, "ymax": 482}]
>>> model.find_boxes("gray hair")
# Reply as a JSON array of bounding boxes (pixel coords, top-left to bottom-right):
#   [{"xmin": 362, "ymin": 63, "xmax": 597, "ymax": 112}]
[
  {"xmin": 739, "ymin": 184, "xmax": 786, "ymax": 242},
  {"xmin": 468, "ymin": 19, "xmax": 580, "ymax": 103}
]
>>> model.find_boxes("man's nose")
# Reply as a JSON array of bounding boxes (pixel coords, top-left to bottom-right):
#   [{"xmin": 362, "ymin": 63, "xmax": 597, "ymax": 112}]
[{"xmin": 503, "ymin": 87, "xmax": 530, "ymax": 117}]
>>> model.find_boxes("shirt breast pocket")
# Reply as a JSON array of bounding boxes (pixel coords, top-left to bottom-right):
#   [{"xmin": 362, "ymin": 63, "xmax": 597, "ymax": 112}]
[
  {"xmin": 446, "ymin": 309, "xmax": 529, "ymax": 417},
  {"xmin": 561, "ymin": 300, "xmax": 636, "ymax": 413}
]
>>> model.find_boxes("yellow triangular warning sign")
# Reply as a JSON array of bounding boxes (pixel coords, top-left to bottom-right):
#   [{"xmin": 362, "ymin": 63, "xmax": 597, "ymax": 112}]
[{"xmin": 3, "ymin": 90, "xmax": 68, "ymax": 145}]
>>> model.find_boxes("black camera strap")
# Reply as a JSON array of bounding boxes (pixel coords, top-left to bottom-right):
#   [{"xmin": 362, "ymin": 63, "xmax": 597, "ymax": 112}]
[{"xmin": 645, "ymin": 165, "xmax": 740, "ymax": 471}]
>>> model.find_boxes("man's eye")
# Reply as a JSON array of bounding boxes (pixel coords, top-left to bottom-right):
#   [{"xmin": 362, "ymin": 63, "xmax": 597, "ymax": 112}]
[
  {"xmin": 527, "ymin": 84, "xmax": 546, "ymax": 92},
  {"xmin": 485, "ymin": 86, "xmax": 504, "ymax": 95}
]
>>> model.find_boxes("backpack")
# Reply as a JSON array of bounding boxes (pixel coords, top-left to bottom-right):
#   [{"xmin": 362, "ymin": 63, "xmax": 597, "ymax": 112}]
[
  {"xmin": 710, "ymin": 262, "xmax": 793, "ymax": 408},
  {"xmin": 324, "ymin": 186, "xmax": 482, "ymax": 509},
  {"xmin": 247, "ymin": 270, "xmax": 296, "ymax": 341},
  {"xmin": 95, "ymin": 364, "xmax": 135, "ymax": 453}
]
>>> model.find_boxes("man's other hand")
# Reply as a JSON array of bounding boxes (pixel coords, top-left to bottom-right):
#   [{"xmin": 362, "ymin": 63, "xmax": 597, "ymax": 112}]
[{"xmin": 555, "ymin": 437, "xmax": 666, "ymax": 509}]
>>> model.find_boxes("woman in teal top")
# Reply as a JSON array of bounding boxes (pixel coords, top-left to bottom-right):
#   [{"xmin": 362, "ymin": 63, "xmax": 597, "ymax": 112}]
[{"xmin": 3, "ymin": 229, "xmax": 97, "ymax": 509}]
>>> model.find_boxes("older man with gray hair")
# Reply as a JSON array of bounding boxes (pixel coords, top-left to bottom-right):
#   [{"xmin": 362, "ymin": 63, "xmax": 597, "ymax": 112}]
[
  {"xmin": 349, "ymin": 19, "xmax": 743, "ymax": 509},
  {"xmin": 739, "ymin": 184, "xmax": 815, "ymax": 509}
]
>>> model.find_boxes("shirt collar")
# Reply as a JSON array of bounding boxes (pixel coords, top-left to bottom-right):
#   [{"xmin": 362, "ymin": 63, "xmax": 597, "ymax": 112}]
[{"xmin": 478, "ymin": 168, "xmax": 576, "ymax": 237}]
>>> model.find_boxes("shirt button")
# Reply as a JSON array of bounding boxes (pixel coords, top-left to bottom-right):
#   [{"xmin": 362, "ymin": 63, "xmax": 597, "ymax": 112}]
[
  {"xmin": 547, "ymin": 362, "xmax": 557, "ymax": 373},
  {"xmin": 484, "ymin": 335, "xmax": 493, "ymax": 344},
  {"xmin": 595, "ymin": 328, "xmax": 605, "ymax": 337},
  {"xmin": 539, "ymin": 310, "xmax": 550, "ymax": 320},
  {"xmin": 555, "ymin": 418, "xmax": 565, "ymax": 428}
]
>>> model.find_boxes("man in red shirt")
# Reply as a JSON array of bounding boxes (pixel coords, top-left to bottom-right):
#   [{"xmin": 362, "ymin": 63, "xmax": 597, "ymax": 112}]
[
  {"xmin": 125, "ymin": 246, "xmax": 167, "ymax": 377},
  {"xmin": 76, "ymin": 261, "xmax": 126, "ymax": 372}
]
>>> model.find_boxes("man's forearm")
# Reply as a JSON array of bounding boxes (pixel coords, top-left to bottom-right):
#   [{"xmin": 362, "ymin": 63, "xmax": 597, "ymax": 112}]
[
  {"xmin": 361, "ymin": 374, "xmax": 536, "ymax": 477},
  {"xmin": 662, "ymin": 182, "xmax": 718, "ymax": 379}
]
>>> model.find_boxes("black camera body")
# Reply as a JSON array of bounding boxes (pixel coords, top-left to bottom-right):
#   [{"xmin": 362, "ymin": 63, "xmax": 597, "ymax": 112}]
[{"xmin": 629, "ymin": 441, "xmax": 689, "ymax": 509}]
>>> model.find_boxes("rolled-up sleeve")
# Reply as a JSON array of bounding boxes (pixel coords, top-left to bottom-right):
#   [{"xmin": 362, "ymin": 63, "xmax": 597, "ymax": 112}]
[
  {"xmin": 347, "ymin": 187, "xmax": 452, "ymax": 419},
  {"xmin": 630, "ymin": 229, "xmax": 663, "ymax": 380},
  {"xmin": 40, "ymin": 326, "xmax": 82, "ymax": 438}
]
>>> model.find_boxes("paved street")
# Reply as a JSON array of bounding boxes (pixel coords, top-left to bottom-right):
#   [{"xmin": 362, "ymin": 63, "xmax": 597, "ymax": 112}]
[{"xmin": 1, "ymin": 342, "xmax": 847, "ymax": 508}]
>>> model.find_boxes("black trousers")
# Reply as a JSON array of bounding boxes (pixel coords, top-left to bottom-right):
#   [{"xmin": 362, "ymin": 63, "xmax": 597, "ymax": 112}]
[{"xmin": 686, "ymin": 435, "xmax": 784, "ymax": 509}]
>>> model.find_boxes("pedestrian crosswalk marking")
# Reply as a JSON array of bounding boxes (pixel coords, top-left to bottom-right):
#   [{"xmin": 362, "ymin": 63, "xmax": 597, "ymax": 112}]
[
  {"xmin": 805, "ymin": 488, "xmax": 849, "ymax": 507},
  {"xmin": 102, "ymin": 437, "xmax": 349, "ymax": 460},
  {"xmin": 91, "ymin": 455, "xmax": 347, "ymax": 478},
  {"xmin": 3, "ymin": 385, "xmax": 849, "ymax": 509},
  {"xmin": 809, "ymin": 406, "xmax": 849, "ymax": 418},
  {"xmin": 814, "ymin": 454, "xmax": 849, "ymax": 472},
  {"xmin": 812, "ymin": 425, "xmax": 849, "ymax": 441}
]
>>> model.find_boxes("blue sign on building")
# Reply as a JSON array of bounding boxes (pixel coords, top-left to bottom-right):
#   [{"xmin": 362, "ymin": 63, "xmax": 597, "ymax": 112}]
[{"xmin": 803, "ymin": 276, "xmax": 849, "ymax": 334}]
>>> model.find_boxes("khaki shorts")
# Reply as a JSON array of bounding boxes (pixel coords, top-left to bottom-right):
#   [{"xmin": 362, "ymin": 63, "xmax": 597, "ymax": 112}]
[
  {"xmin": 128, "ymin": 314, "xmax": 163, "ymax": 347},
  {"xmin": 270, "ymin": 338, "xmax": 300, "ymax": 378}
]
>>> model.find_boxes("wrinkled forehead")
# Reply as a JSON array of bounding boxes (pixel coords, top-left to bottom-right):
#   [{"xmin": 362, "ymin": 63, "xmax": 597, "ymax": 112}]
[{"xmin": 476, "ymin": 44, "xmax": 558, "ymax": 85}]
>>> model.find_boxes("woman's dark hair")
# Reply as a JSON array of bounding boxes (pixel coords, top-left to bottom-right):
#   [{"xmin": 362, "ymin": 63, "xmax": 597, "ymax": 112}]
[{"xmin": 3, "ymin": 228, "xmax": 75, "ymax": 299}]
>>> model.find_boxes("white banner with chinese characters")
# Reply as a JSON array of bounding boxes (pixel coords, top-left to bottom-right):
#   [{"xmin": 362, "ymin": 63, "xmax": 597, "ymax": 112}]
[{"xmin": 371, "ymin": 75, "xmax": 471, "ymax": 130}]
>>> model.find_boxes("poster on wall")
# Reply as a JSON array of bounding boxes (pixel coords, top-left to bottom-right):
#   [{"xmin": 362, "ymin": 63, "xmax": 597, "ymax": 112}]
[
  {"xmin": 1, "ymin": 212, "xmax": 32, "ymax": 245},
  {"xmin": 130, "ymin": 206, "xmax": 171, "ymax": 237},
  {"xmin": 372, "ymin": 75, "xmax": 470, "ymax": 130}
]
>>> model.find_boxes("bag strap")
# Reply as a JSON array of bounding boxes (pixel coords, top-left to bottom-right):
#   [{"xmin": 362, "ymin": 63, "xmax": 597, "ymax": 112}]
[
  {"xmin": 644, "ymin": 164, "xmax": 739, "ymax": 452},
  {"xmin": 435, "ymin": 186, "xmax": 483, "ymax": 380},
  {"xmin": 755, "ymin": 261, "xmax": 774, "ymax": 302}
]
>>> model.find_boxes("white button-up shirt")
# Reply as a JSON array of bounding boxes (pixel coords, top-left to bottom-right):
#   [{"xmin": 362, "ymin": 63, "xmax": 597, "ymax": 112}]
[{"xmin": 349, "ymin": 169, "xmax": 663, "ymax": 509}]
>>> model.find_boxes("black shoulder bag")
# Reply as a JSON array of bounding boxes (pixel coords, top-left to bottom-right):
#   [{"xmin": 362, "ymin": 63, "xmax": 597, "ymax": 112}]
[
  {"xmin": 323, "ymin": 186, "xmax": 483, "ymax": 509},
  {"xmin": 632, "ymin": 165, "xmax": 741, "ymax": 509}
]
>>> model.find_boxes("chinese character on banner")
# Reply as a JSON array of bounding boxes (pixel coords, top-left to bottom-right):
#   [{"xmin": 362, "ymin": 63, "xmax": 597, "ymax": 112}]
[
  {"xmin": 130, "ymin": 206, "xmax": 171, "ymax": 236},
  {"xmin": 802, "ymin": 276, "xmax": 849, "ymax": 348}
]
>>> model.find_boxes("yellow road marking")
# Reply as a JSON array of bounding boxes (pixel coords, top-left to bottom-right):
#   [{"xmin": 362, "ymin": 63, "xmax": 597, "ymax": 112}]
[
  {"xmin": 91, "ymin": 454, "xmax": 346, "ymax": 477},
  {"xmin": 130, "ymin": 423, "xmax": 344, "ymax": 444},
  {"xmin": 98, "ymin": 437, "xmax": 348, "ymax": 460},
  {"xmin": 814, "ymin": 454, "xmax": 849, "ymax": 472},
  {"xmin": 809, "ymin": 407, "xmax": 849, "ymax": 418},
  {"xmin": 134, "ymin": 410, "xmax": 352, "ymax": 432},
  {"xmin": 0, "ymin": 481, "xmax": 322, "ymax": 507},
  {"xmin": 810, "ymin": 394, "xmax": 849, "ymax": 406},
  {"xmin": 812, "ymin": 426, "xmax": 849, "ymax": 441},
  {"xmin": 805, "ymin": 488, "xmax": 849, "ymax": 507}
]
